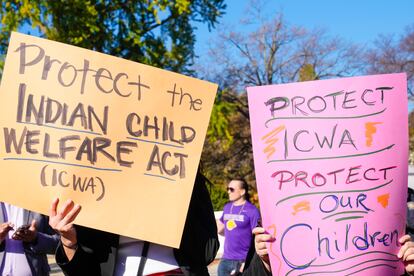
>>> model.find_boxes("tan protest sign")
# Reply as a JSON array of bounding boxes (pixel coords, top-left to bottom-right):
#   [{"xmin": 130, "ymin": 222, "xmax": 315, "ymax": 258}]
[{"xmin": 0, "ymin": 32, "xmax": 217, "ymax": 247}]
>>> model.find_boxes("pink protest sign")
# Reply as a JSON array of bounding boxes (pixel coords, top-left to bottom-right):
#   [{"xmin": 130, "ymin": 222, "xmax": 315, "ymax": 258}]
[{"xmin": 247, "ymin": 73, "xmax": 408, "ymax": 275}]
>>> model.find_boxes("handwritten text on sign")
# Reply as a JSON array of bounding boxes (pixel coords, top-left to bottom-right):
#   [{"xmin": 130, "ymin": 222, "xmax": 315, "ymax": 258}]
[
  {"xmin": 0, "ymin": 32, "xmax": 217, "ymax": 248},
  {"xmin": 247, "ymin": 73, "xmax": 407, "ymax": 275}
]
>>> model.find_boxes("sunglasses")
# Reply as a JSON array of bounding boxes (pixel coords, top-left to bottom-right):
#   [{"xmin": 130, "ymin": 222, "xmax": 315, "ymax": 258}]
[{"xmin": 227, "ymin": 187, "xmax": 235, "ymax": 192}]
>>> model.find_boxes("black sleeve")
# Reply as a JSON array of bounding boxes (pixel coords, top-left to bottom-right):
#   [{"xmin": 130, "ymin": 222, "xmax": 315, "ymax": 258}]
[
  {"xmin": 56, "ymin": 226, "xmax": 118, "ymax": 276},
  {"xmin": 242, "ymin": 252, "xmax": 272, "ymax": 276},
  {"xmin": 174, "ymin": 172, "xmax": 220, "ymax": 275},
  {"xmin": 0, "ymin": 240, "xmax": 4, "ymax": 252},
  {"xmin": 244, "ymin": 235, "xmax": 255, "ymax": 268},
  {"xmin": 23, "ymin": 214, "xmax": 59, "ymax": 255}
]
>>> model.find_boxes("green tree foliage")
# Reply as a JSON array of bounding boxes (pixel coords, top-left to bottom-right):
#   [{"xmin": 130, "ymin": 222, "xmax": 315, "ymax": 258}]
[
  {"xmin": 299, "ymin": 63, "xmax": 318, "ymax": 82},
  {"xmin": 0, "ymin": 0, "xmax": 226, "ymax": 74},
  {"xmin": 207, "ymin": 89, "xmax": 236, "ymax": 148},
  {"xmin": 201, "ymin": 89, "xmax": 254, "ymax": 187},
  {"xmin": 208, "ymin": 183, "xmax": 228, "ymax": 211}
]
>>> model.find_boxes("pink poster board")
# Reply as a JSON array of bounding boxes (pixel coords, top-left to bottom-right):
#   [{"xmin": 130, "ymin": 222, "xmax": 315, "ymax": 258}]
[{"xmin": 247, "ymin": 73, "xmax": 408, "ymax": 275}]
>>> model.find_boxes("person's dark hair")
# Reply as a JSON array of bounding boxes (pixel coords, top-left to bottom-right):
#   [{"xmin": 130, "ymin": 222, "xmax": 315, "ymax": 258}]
[{"xmin": 234, "ymin": 178, "xmax": 250, "ymax": 202}]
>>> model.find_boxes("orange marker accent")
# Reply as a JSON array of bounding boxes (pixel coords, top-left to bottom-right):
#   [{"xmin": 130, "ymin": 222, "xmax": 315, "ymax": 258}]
[
  {"xmin": 377, "ymin": 193, "xmax": 390, "ymax": 208},
  {"xmin": 292, "ymin": 200, "xmax": 310, "ymax": 215},
  {"xmin": 266, "ymin": 224, "xmax": 282, "ymax": 275},
  {"xmin": 261, "ymin": 125, "xmax": 285, "ymax": 159},
  {"xmin": 365, "ymin": 122, "xmax": 382, "ymax": 147}
]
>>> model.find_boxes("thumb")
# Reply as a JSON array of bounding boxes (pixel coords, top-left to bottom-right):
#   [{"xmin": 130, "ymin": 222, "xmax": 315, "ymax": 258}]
[
  {"xmin": 29, "ymin": 219, "xmax": 37, "ymax": 231},
  {"xmin": 6, "ymin": 222, "xmax": 14, "ymax": 230}
]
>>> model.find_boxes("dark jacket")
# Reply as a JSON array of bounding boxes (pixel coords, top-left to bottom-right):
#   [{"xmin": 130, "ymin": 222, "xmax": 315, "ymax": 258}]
[
  {"xmin": 56, "ymin": 172, "xmax": 219, "ymax": 276},
  {"xmin": 240, "ymin": 236, "xmax": 271, "ymax": 276},
  {"xmin": 242, "ymin": 252, "xmax": 271, "ymax": 276},
  {"xmin": 0, "ymin": 206, "xmax": 60, "ymax": 276}
]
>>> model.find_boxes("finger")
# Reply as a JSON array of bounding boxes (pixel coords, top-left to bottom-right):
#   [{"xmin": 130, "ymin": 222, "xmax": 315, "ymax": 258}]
[
  {"xmin": 12, "ymin": 233, "xmax": 23, "ymax": 240},
  {"xmin": 256, "ymin": 234, "xmax": 273, "ymax": 243},
  {"xmin": 59, "ymin": 204, "xmax": 81, "ymax": 227},
  {"xmin": 405, "ymin": 263, "xmax": 414, "ymax": 274},
  {"xmin": 1, "ymin": 222, "xmax": 13, "ymax": 228},
  {"xmin": 252, "ymin": 227, "xmax": 266, "ymax": 235},
  {"xmin": 404, "ymin": 251, "xmax": 414, "ymax": 262},
  {"xmin": 29, "ymin": 219, "xmax": 37, "ymax": 231},
  {"xmin": 256, "ymin": 242, "xmax": 268, "ymax": 251},
  {"xmin": 400, "ymin": 242, "xmax": 414, "ymax": 259},
  {"xmin": 1, "ymin": 222, "xmax": 9, "ymax": 228},
  {"xmin": 399, "ymin": 241, "xmax": 414, "ymax": 258},
  {"xmin": 57, "ymin": 200, "xmax": 75, "ymax": 219},
  {"xmin": 6, "ymin": 223, "xmax": 14, "ymax": 231},
  {"xmin": 400, "ymin": 234, "xmax": 412, "ymax": 244},
  {"xmin": 50, "ymin": 198, "xmax": 59, "ymax": 217},
  {"xmin": 399, "ymin": 241, "xmax": 410, "ymax": 258},
  {"xmin": 403, "ymin": 247, "xmax": 414, "ymax": 262}
]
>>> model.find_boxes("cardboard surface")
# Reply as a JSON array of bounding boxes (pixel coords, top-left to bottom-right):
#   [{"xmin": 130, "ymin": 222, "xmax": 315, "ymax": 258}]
[{"xmin": 0, "ymin": 32, "xmax": 217, "ymax": 248}]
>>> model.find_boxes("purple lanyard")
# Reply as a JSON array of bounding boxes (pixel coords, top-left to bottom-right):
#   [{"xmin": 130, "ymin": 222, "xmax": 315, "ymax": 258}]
[{"xmin": 1, "ymin": 202, "xmax": 7, "ymax": 222}]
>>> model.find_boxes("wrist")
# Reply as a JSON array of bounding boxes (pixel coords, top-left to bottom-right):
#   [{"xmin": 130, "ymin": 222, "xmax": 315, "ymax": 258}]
[
  {"xmin": 61, "ymin": 236, "xmax": 78, "ymax": 250},
  {"xmin": 61, "ymin": 241, "xmax": 78, "ymax": 250}
]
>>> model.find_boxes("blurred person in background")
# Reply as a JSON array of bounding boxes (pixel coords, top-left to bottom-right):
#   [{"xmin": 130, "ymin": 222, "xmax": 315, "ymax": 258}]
[{"xmin": 0, "ymin": 203, "xmax": 59, "ymax": 276}]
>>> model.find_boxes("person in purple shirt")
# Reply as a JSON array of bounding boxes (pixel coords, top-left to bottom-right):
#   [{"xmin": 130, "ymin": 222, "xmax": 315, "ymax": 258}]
[{"xmin": 217, "ymin": 179, "xmax": 260, "ymax": 276}]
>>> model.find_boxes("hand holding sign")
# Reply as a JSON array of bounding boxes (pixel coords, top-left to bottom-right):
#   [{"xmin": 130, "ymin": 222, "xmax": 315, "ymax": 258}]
[
  {"xmin": 12, "ymin": 220, "xmax": 37, "ymax": 242},
  {"xmin": 49, "ymin": 198, "xmax": 81, "ymax": 259},
  {"xmin": 0, "ymin": 222, "xmax": 14, "ymax": 242},
  {"xmin": 253, "ymin": 226, "xmax": 274, "ymax": 271}
]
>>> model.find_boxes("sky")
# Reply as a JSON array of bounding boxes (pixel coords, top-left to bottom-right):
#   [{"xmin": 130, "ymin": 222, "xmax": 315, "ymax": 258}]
[
  {"xmin": 194, "ymin": 0, "xmax": 414, "ymax": 60},
  {"xmin": 194, "ymin": 0, "xmax": 414, "ymax": 110}
]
